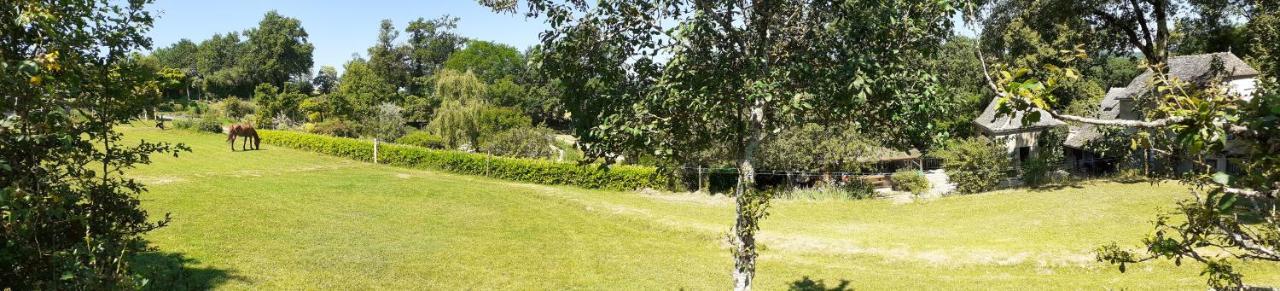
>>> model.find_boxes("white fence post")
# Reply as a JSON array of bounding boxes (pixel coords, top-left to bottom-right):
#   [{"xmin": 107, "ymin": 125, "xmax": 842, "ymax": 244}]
[{"xmin": 373, "ymin": 138, "xmax": 379, "ymax": 164}]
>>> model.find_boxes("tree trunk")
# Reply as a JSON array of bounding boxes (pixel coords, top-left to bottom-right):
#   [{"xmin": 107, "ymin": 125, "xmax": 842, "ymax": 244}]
[
  {"xmin": 732, "ymin": 148, "xmax": 758, "ymax": 291},
  {"xmin": 733, "ymin": 100, "xmax": 766, "ymax": 291}
]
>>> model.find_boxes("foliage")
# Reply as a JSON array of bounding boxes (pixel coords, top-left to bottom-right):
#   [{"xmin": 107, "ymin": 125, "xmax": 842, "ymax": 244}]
[
  {"xmin": 240, "ymin": 11, "xmax": 315, "ymax": 88},
  {"xmin": 401, "ymin": 94, "xmax": 440, "ymax": 123},
  {"xmin": 428, "ymin": 102, "xmax": 530, "ymax": 150},
  {"xmin": 312, "ymin": 65, "xmax": 339, "ymax": 94},
  {"xmin": 476, "ymin": 105, "xmax": 531, "ymax": 137},
  {"xmin": 933, "ymin": 137, "xmax": 1009, "ymax": 194},
  {"xmin": 444, "ymin": 40, "xmax": 526, "ymax": 83},
  {"xmin": 194, "ymin": 32, "xmax": 248, "ymax": 97},
  {"xmin": 1020, "ymin": 157, "xmax": 1054, "ymax": 187},
  {"xmin": 930, "ymin": 36, "xmax": 990, "ymax": 139},
  {"xmin": 367, "ymin": 19, "xmax": 411, "ymax": 90},
  {"xmin": 251, "ymin": 83, "xmax": 307, "ymax": 129},
  {"xmin": 1086, "ymin": 56, "xmax": 1142, "ymax": 89},
  {"xmin": 338, "ymin": 58, "xmax": 396, "ymax": 117},
  {"xmin": 480, "ymin": 127, "xmax": 558, "ymax": 159},
  {"xmin": 175, "ymin": 11, "xmax": 314, "ymax": 98},
  {"xmin": 212, "ymin": 97, "xmax": 255, "ymax": 120},
  {"xmin": 891, "ymin": 170, "xmax": 932, "ymax": 195},
  {"xmin": 396, "ymin": 131, "xmax": 447, "ymax": 149},
  {"xmin": 258, "ymin": 130, "xmax": 669, "ymax": 191},
  {"xmin": 364, "ymin": 103, "xmax": 407, "ymax": 141},
  {"xmin": 1022, "ymin": 128, "xmax": 1067, "ymax": 187},
  {"xmin": 758, "ymin": 123, "xmax": 878, "ymax": 173},
  {"xmin": 404, "ymin": 16, "xmax": 467, "ymax": 94},
  {"xmin": 433, "ymin": 69, "xmax": 487, "ymax": 104},
  {"xmin": 173, "ymin": 114, "xmax": 228, "ymax": 134},
  {"xmin": 152, "ymin": 39, "xmax": 199, "ymax": 70},
  {"xmin": 0, "ymin": 1, "xmax": 191, "ymax": 287},
  {"xmin": 773, "ymin": 180, "xmax": 877, "ymax": 201},
  {"xmin": 306, "ymin": 119, "xmax": 360, "ymax": 138}
]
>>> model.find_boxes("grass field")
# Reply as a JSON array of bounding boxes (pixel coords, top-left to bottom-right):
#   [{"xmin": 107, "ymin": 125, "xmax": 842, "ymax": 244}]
[{"xmin": 123, "ymin": 125, "xmax": 1280, "ymax": 290}]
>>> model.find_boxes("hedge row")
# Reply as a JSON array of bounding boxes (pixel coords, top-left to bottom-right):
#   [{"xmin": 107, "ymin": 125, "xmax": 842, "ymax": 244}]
[{"xmin": 258, "ymin": 130, "xmax": 670, "ymax": 191}]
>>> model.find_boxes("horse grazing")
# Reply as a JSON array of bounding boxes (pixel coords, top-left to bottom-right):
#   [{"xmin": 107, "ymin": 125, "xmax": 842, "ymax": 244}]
[{"xmin": 226, "ymin": 124, "xmax": 260, "ymax": 151}]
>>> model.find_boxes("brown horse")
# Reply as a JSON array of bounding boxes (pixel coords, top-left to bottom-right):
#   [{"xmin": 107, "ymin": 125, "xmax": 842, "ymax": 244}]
[{"xmin": 226, "ymin": 124, "xmax": 260, "ymax": 151}]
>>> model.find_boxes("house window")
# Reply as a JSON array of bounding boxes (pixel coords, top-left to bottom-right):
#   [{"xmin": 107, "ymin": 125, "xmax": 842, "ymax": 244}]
[{"xmin": 1018, "ymin": 147, "xmax": 1031, "ymax": 163}]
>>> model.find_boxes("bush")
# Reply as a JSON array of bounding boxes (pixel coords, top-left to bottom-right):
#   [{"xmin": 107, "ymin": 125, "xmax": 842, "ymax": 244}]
[
  {"xmin": 933, "ymin": 137, "xmax": 1009, "ymax": 194},
  {"xmin": 1021, "ymin": 157, "xmax": 1053, "ymax": 186},
  {"xmin": 428, "ymin": 102, "xmax": 532, "ymax": 149},
  {"xmin": 308, "ymin": 119, "xmax": 359, "ymax": 138},
  {"xmin": 212, "ymin": 97, "xmax": 255, "ymax": 120},
  {"xmin": 480, "ymin": 127, "xmax": 558, "ymax": 159},
  {"xmin": 173, "ymin": 114, "xmax": 225, "ymax": 134},
  {"xmin": 775, "ymin": 180, "xmax": 876, "ymax": 200},
  {"xmin": 1023, "ymin": 128, "xmax": 1067, "ymax": 187},
  {"xmin": 1112, "ymin": 168, "xmax": 1148, "ymax": 183},
  {"xmin": 397, "ymin": 131, "xmax": 447, "ymax": 149},
  {"xmin": 363, "ymin": 103, "xmax": 406, "ymax": 141},
  {"xmin": 258, "ymin": 130, "xmax": 669, "ymax": 191},
  {"xmin": 891, "ymin": 169, "xmax": 931, "ymax": 195}
]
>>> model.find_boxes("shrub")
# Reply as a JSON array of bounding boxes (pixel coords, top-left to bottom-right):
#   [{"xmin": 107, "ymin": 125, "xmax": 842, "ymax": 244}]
[
  {"xmin": 774, "ymin": 180, "xmax": 876, "ymax": 200},
  {"xmin": 428, "ymin": 102, "xmax": 532, "ymax": 149},
  {"xmin": 212, "ymin": 97, "xmax": 255, "ymax": 120},
  {"xmin": 308, "ymin": 119, "xmax": 359, "ymax": 138},
  {"xmin": 1021, "ymin": 157, "xmax": 1053, "ymax": 186},
  {"xmin": 258, "ymin": 130, "xmax": 669, "ymax": 191},
  {"xmin": 758, "ymin": 123, "xmax": 878, "ymax": 172},
  {"xmin": 363, "ymin": 103, "xmax": 406, "ymax": 141},
  {"xmin": 933, "ymin": 137, "xmax": 1009, "ymax": 194},
  {"xmin": 1112, "ymin": 168, "xmax": 1148, "ymax": 183},
  {"xmin": 1023, "ymin": 128, "xmax": 1067, "ymax": 187},
  {"xmin": 173, "ymin": 114, "xmax": 225, "ymax": 134},
  {"xmin": 397, "ymin": 131, "xmax": 447, "ymax": 149},
  {"xmin": 891, "ymin": 169, "xmax": 931, "ymax": 195},
  {"xmin": 480, "ymin": 127, "xmax": 558, "ymax": 159},
  {"xmin": 553, "ymin": 138, "xmax": 583, "ymax": 162},
  {"xmin": 185, "ymin": 101, "xmax": 208, "ymax": 115},
  {"xmin": 476, "ymin": 106, "xmax": 531, "ymax": 136}
]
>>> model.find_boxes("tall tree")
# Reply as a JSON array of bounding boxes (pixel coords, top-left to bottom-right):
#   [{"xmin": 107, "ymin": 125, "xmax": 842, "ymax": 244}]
[
  {"xmin": 1, "ymin": 0, "xmax": 189, "ymax": 287},
  {"xmin": 195, "ymin": 32, "xmax": 248, "ymax": 97},
  {"xmin": 490, "ymin": 1, "xmax": 953, "ymax": 289},
  {"xmin": 368, "ymin": 19, "xmax": 411, "ymax": 90},
  {"xmin": 1172, "ymin": 0, "xmax": 1252, "ymax": 55},
  {"xmin": 443, "ymin": 40, "xmax": 526, "ymax": 83},
  {"xmin": 152, "ymin": 39, "xmax": 199, "ymax": 71},
  {"xmin": 313, "ymin": 65, "xmax": 340, "ymax": 94},
  {"xmin": 337, "ymin": 58, "xmax": 395, "ymax": 118},
  {"xmin": 242, "ymin": 11, "xmax": 315, "ymax": 88},
  {"xmin": 404, "ymin": 16, "xmax": 466, "ymax": 94}
]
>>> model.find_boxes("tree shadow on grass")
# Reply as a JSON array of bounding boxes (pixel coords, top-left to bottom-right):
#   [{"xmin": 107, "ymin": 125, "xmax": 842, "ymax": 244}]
[
  {"xmin": 788, "ymin": 276, "xmax": 852, "ymax": 291},
  {"xmin": 131, "ymin": 251, "xmax": 245, "ymax": 290}
]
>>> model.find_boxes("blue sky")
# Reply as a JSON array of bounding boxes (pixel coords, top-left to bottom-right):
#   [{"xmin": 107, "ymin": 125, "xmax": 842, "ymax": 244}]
[
  {"xmin": 146, "ymin": 0, "xmax": 547, "ymax": 74},
  {"xmin": 147, "ymin": 1, "xmax": 975, "ymax": 74}
]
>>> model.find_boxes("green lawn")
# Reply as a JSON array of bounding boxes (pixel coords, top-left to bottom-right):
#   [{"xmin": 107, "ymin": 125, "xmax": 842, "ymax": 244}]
[{"xmin": 123, "ymin": 125, "xmax": 1280, "ymax": 290}]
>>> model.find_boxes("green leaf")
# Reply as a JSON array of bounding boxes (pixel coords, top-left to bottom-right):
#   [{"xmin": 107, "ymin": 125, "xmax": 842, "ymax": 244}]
[
  {"xmin": 1217, "ymin": 193, "xmax": 1238, "ymax": 212},
  {"xmin": 1212, "ymin": 172, "xmax": 1231, "ymax": 185}
]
